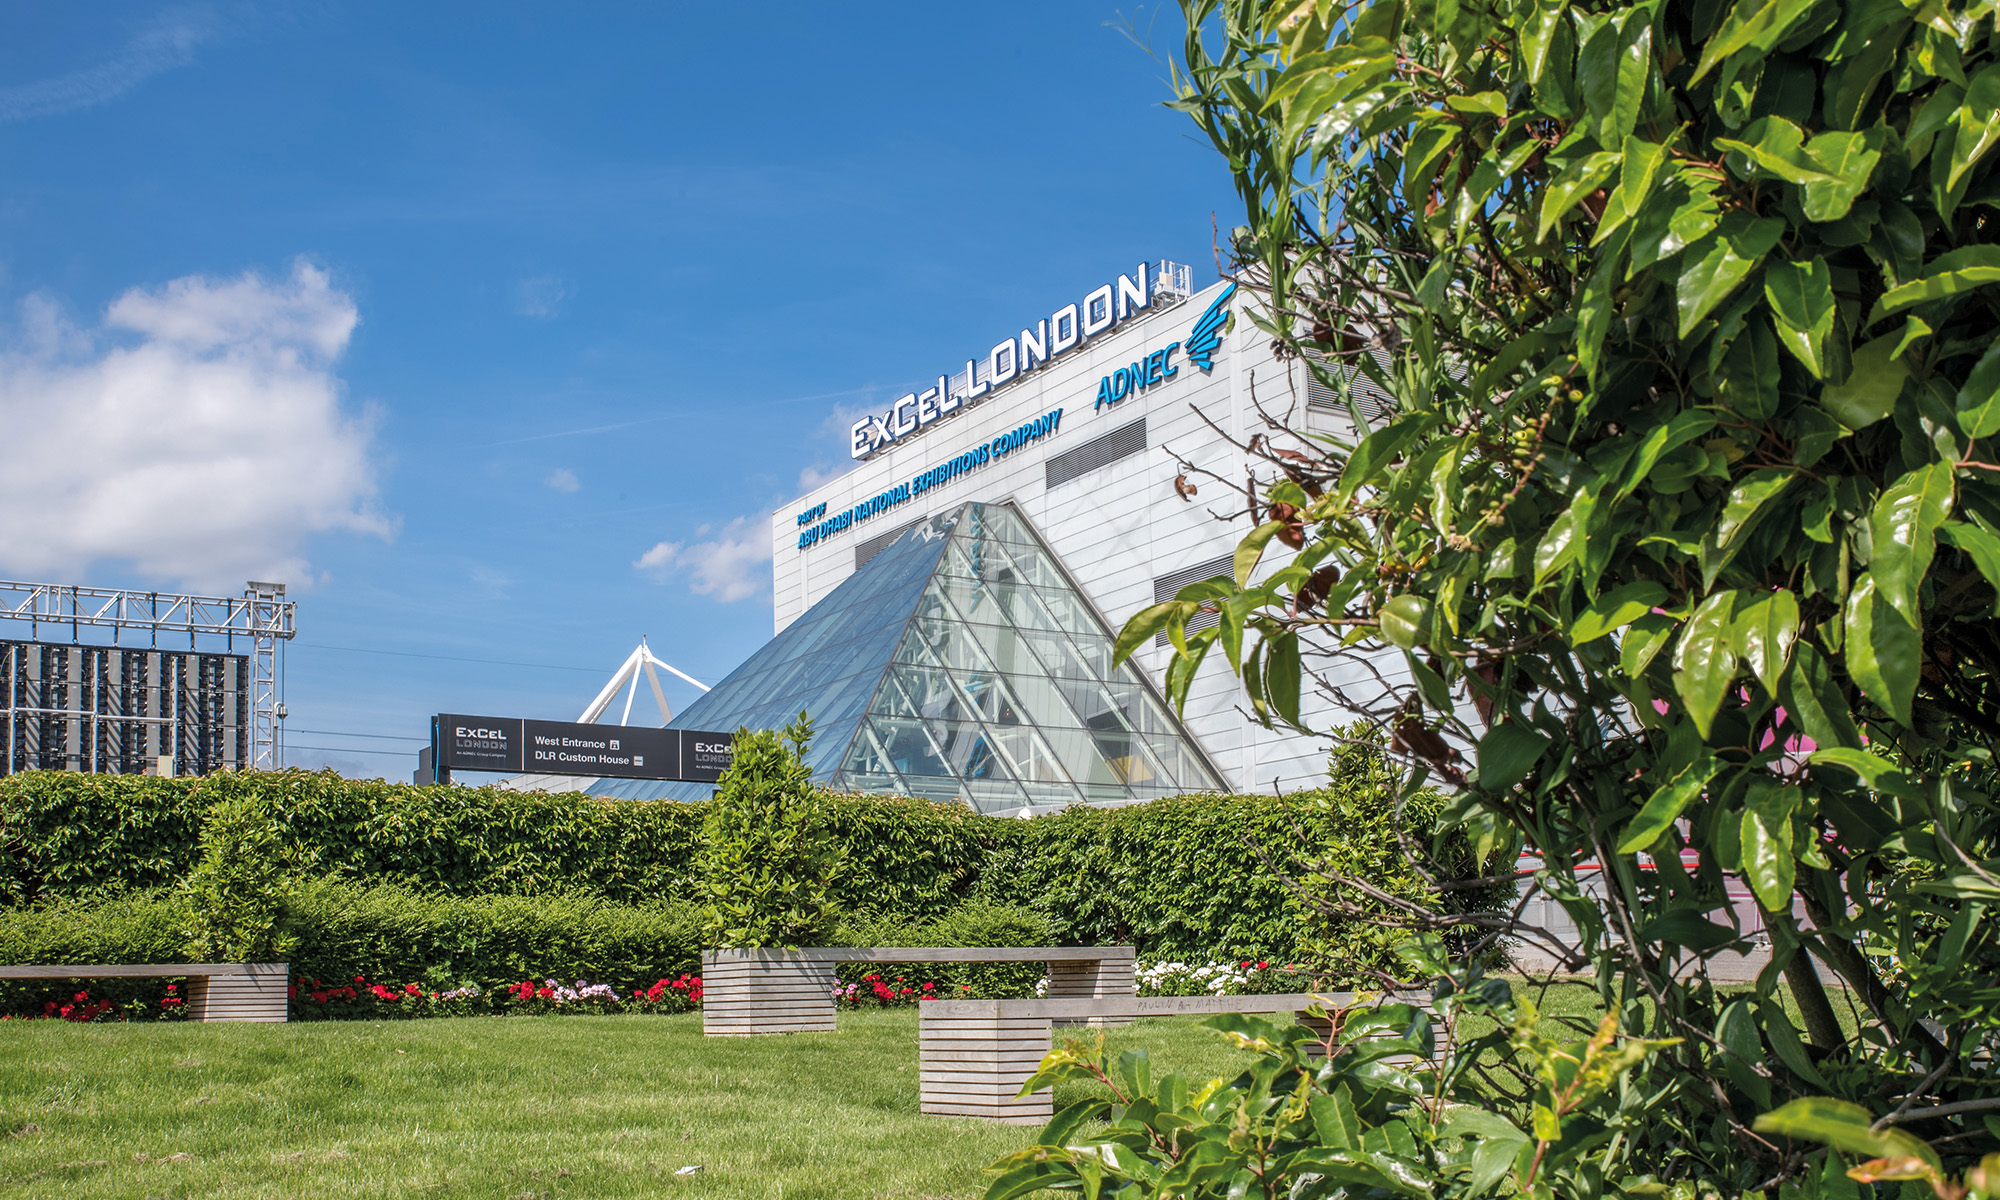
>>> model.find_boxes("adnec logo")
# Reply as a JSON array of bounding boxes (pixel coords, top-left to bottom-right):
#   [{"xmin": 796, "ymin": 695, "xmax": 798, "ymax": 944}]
[{"xmin": 1092, "ymin": 283, "xmax": 1235, "ymax": 412}]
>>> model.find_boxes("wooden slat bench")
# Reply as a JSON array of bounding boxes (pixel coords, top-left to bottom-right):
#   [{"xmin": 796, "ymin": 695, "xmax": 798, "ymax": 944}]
[
  {"xmin": 701, "ymin": 946, "xmax": 1135, "ymax": 1037},
  {"xmin": 0, "ymin": 963, "xmax": 289, "ymax": 1022},
  {"xmin": 920, "ymin": 992, "xmax": 1412, "ymax": 1122}
]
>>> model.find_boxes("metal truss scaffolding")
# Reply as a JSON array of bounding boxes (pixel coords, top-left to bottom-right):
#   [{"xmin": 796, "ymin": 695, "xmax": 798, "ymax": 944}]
[{"xmin": 0, "ymin": 579, "xmax": 295, "ymax": 775}]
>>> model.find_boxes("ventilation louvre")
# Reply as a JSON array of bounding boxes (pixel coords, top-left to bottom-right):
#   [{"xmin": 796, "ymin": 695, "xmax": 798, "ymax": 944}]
[
  {"xmin": 1045, "ymin": 419, "xmax": 1147, "ymax": 489},
  {"xmin": 1303, "ymin": 351, "xmax": 1398, "ymax": 430},
  {"xmin": 1151, "ymin": 554, "xmax": 1235, "ymax": 647}
]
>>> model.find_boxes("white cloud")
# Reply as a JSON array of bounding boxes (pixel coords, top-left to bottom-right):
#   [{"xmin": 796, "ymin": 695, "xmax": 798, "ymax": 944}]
[
  {"xmin": 545, "ymin": 467, "xmax": 580, "ymax": 493},
  {"xmin": 513, "ymin": 275, "xmax": 572, "ymax": 319},
  {"xmin": 0, "ymin": 11, "xmax": 215, "ymax": 124},
  {"xmin": 634, "ymin": 516, "xmax": 771, "ymax": 603},
  {"xmin": 0, "ymin": 259, "xmax": 389, "ymax": 589},
  {"xmin": 797, "ymin": 462, "xmax": 850, "ymax": 492}
]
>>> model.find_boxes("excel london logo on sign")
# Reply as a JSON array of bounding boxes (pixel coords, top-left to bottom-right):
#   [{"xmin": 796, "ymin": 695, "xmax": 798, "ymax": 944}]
[{"xmin": 846, "ymin": 261, "xmax": 1188, "ymax": 461}]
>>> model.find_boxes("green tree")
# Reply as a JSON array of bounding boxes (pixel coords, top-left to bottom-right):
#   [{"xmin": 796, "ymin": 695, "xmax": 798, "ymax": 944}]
[
  {"xmin": 1124, "ymin": 0, "xmax": 2000, "ymax": 1186},
  {"xmin": 183, "ymin": 795, "xmax": 300, "ymax": 963},
  {"xmin": 699, "ymin": 714, "xmax": 843, "ymax": 949}
]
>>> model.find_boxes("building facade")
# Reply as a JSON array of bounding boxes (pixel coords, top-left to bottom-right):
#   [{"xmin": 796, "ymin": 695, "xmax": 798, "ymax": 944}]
[{"xmin": 765, "ymin": 261, "xmax": 1400, "ymax": 800}]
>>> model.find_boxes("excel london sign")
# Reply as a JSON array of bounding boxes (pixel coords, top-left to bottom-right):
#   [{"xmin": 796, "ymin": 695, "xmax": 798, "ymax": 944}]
[
  {"xmin": 847, "ymin": 261, "xmax": 1176, "ymax": 461},
  {"xmin": 430, "ymin": 714, "xmax": 736, "ymax": 783}
]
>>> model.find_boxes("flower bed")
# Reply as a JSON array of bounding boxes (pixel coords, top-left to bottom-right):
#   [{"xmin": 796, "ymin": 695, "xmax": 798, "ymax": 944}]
[
  {"xmin": 1135, "ymin": 959, "xmax": 1316, "ymax": 997},
  {"xmin": 1, "ymin": 983, "xmax": 185, "ymax": 1022},
  {"xmin": 832, "ymin": 972, "xmax": 975, "ymax": 1007},
  {"xmin": 291, "ymin": 972, "xmax": 704, "ymax": 1021}
]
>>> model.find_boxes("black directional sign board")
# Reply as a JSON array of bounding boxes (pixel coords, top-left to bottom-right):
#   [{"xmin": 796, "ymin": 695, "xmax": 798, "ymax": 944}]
[{"xmin": 432, "ymin": 714, "xmax": 734, "ymax": 782}]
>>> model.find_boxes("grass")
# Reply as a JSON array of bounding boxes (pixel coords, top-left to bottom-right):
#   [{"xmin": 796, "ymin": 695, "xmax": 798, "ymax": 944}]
[
  {"xmin": 0, "ymin": 1009, "xmax": 1269, "ymax": 1200},
  {"xmin": 0, "ymin": 979, "xmax": 1801, "ymax": 1199}
]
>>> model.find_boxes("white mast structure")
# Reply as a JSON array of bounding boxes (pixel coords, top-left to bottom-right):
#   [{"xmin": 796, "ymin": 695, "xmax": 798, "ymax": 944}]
[{"xmin": 502, "ymin": 636, "xmax": 709, "ymax": 792}]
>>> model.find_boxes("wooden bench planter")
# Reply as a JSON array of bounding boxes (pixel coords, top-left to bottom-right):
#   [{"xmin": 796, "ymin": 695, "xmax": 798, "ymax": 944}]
[
  {"xmin": 701, "ymin": 946, "xmax": 1136, "ymax": 1037},
  {"xmin": 0, "ymin": 963, "xmax": 289, "ymax": 1022},
  {"xmin": 920, "ymin": 992, "xmax": 1403, "ymax": 1123}
]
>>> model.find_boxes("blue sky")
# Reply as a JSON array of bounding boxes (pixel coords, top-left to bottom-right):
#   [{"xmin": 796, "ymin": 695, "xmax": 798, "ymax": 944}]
[{"xmin": 0, "ymin": 2, "xmax": 1237, "ymax": 781}]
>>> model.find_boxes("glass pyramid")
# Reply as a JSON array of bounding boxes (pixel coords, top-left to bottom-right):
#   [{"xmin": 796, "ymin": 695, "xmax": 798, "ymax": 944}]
[{"xmin": 590, "ymin": 502, "xmax": 1226, "ymax": 813}]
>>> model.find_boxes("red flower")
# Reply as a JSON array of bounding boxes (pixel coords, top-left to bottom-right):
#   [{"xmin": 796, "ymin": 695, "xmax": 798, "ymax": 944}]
[
  {"xmin": 311, "ymin": 992, "xmax": 328, "ymax": 1003},
  {"xmin": 1256, "ymin": 961, "xmax": 1269, "ymax": 971},
  {"xmin": 404, "ymin": 983, "xmax": 421, "ymax": 995},
  {"xmin": 165, "ymin": 984, "xmax": 177, "ymax": 992},
  {"xmin": 1240, "ymin": 961, "xmax": 1252, "ymax": 970},
  {"xmin": 287, "ymin": 985, "xmax": 298, "ymax": 999},
  {"xmin": 74, "ymin": 991, "xmax": 88, "ymax": 1002},
  {"xmin": 354, "ymin": 976, "xmax": 365, "ymax": 984}
]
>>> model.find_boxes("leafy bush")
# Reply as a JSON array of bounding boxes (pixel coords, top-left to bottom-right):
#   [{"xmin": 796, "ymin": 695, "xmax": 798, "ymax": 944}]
[
  {"xmin": 699, "ymin": 716, "xmax": 843, "ymax": 948},
  {"xmin": 182, "ymin": 795, "xmax": 299, "ymax": 963},
  {"xmin": 979, "ymin": 745, "xmax": 1501, "ymax": 980},
  {"xmin": 1139, "ymin": 0, "xmax": 2000, "ymax": 1184},
  {"xmin": 836, "ymin": 899, "xmax": 1055, "ymax": 998},
  {"xmin": 0, "ymin": 881, "xmax": 702, "ymax": 1018},
  {"xmin": 0, "ymin": 764, "xmax": 1503, "ymax": 969}
]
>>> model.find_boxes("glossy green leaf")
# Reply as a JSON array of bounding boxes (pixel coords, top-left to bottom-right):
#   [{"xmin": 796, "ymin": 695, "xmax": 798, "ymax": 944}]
[
  {"xmin": 1115, "ymin": 602, "xmax": 1180, "ymax": 666},
  {"xmin": 1616, "ymin": 756, "xmax": 1723, "ymax": 852},
  {"xmin": 1377, "ymin": 594, "xmax": 1432, "ymax": 649},
  {"xmin": 1716, "ymin": 999, "xmax": 1773, "ymax": 1109},
  {"xmin": 1235, "ymin": 519, "xmax": 1287, "ymax": 587},
  {"xmin": 1673, "ymin": 590, "xmax": 1740, "ymax": 737},
  {"xmin": 1335, "ymin": 413, "xmax": 1436, "ymax": 504},
  {"xmin": 1940, "ymin": 521, "xmax": 2000, "ymax": 592},
  {"xmin": 1819, "ymin": 333, "xmax": 1909, "ymax": 430},
  {"xmin": 1640, "ymin": 908, "xmax": 1745, "ymax": 950},
  {"xmin": 1800, "ymin": 128, "xmax": 1883, "ymax": 221},
  {"xmin": 1265, "ymin": 631, "xmax": 1303, "ymax": 729},
  {"xmin": 1572, "ymin": 580, "xmax": 1668, "ymax": 643},
  {"xmin": 1868, "ymin": 462, "xmax": 1955, "ymax": 626},
  {"xmin": 1677, "ymin": 215, "xmax": 1785, "ymax": 337},
  {"xmin": 1620, "ymin": 612, "xmax": 1677, "ymax": 680},
  {"xmin": 1478, "ymin": 723, "xmax": 1552, "ymax": 791},
  {"xmin": 1591, "ymin": 137, "xmax": 1668, "ymax": 246},
  {"xmin": 1764, "ymin": 258, "xmax": 1835, "ymax": 377},
  {"xmin": 1717, "ymin": 116, "xmax": 1838, "ymax": 185},
  {"xmin": 1875, "ymin": 244, "xmax": 2000, "ymax": 317},
  {"xmin": 1845, "ymin": 574, "xmax": 1920, "ymax": 726},
  {"xmin": 1733, "ymin": 589, "xmax": 1799, "ymax": 695},
  {"xmin": 1703, "ymin": 469, "xmax": 1795, "ymax": 586},
  {"xmin": 1779, "ymin": 642, "xmax": 1862, "ymax": 749},
  {"xmin": 1755, "ymin": 1099, "xmax": 1942, "ymax": 1171},
  {"xmin": 1950, "ymin": 63, "xmax": 2000, "ymax": 189},
  {"xmin": 1540, "ymin": 153, "xmax": 1618, "ymax": 237},
  {"xmin": 1955, "ymin": 339, "xmax": 2000, "ymax": 438},
  {"xmin": 1740, "ymin": 783, "xmax": 1799, "ymax": 911},
  {"xmin": 1691, "ymin": 0, "xmax": 1820, "ymax": 83},
  {"xmin": 1760, "ymin": 1002, "xmax": 1830, "ymax": 1086}
]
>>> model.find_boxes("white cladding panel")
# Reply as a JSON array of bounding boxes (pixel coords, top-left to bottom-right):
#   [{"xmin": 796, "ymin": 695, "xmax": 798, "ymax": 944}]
[{"xmin": 769, "ymin": 280, "xmax": 1404, "ymax": 796}]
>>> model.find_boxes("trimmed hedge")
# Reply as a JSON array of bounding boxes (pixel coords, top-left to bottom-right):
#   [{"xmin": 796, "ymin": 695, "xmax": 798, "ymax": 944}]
[
  {"xmin": 1, "ymin": 763, "xmax": 1501, "ymax": 974},
  {"xmin": 0, "ymin": 770, "xmax": 1004, "ymax": 916},
  {"xmin": 0, "ymin": 881, "xmax": 703, "ymax": 1016}
]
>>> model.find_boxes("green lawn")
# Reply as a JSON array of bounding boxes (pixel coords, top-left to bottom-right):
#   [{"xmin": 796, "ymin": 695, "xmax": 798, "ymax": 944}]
[
  {"xmin": 0, "ymin": 980, "xmax": 1737, "ymax": 1199},
  {"xmin": 0, "ymin": 1008, "xmax": 1273, "ymax": 1200}
]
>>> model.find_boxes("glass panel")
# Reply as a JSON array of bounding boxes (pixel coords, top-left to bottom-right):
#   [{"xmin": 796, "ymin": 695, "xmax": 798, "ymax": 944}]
[
  {"xmin": 1018, "ymin": 779, "xmax": 1085, "ymax": 808},
  {"xmin": 908, "ymin": 614, "xmax": 996, "ymax": 672},
  {"xmin": 962, "ymin": 778, "xmax": 1030, "ymax": 812},
  {"xmin": 839, "ymin": 723, "xmax": 898, "ymax": 777},
  {"xmin": 924, "ymin": 718, "xmax": 1013, "ymax": 781},
  {"xmin": 959, "ymin": 618, "xmax": 1039, "ymax": 677},
  {"xmin": 880, "ymin": 665, "xmax": 971, "ymax": 723},
  {"xmin": 997, "ymin": 671, "xmax": 1088, "ymax": 730},
  {"xmin": 868, "ymin": 716, "xmax": 955, "ymax": 778},
  {"xmin": 1038, "ymin": 726, "xmax": 1139, "ymax": 788},
  {"xmin": 990, "ymin": 581, "xmax": 1061, "ymax": 632},
  {"xmin": 832, "ymin": 770, "xmax": 906, "ymax": 796},
  {"xmin": 1020, "ymin": 629, "xmax": 1093, "ymax": 681},
  {"xmin": 902, "ymin": 775, "xmax": 966, "ymax": 803},
  {"xmin": 986, "ymin": 724, "xmax": 1070, "ymax": 784}
]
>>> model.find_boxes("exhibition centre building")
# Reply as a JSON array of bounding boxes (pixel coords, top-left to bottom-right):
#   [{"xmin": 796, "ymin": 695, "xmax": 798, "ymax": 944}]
[{"xmin": 593, "ymin": 260, "xmax": 1397, "ymax": 814}]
